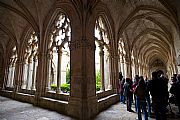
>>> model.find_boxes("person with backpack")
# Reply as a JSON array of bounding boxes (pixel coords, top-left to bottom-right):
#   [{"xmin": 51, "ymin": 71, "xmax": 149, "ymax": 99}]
[{"xmin": 134, "ymin": 76, "xmax": 148, "ymax": 120}]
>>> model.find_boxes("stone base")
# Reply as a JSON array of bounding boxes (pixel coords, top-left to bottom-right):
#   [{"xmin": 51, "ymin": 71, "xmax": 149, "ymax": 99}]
[{"xmin": 68, "ymin": 96, "xmax": 98, "ymax": 120}]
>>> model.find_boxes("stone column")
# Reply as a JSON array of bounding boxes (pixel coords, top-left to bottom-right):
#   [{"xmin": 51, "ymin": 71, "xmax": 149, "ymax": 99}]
[
  {"xmin": 125, "ymin": 55, "xmax": 132, "ymax": 78},
  {"xmin": 139, "ymin": 64, "xmax": 143, "ymax": 76},
  {"xmin": 13, "ymin": 58, "xmax": 25, "ymax": 98},
  {"xmin": 31, "ymin": 56, "xmax": 37, "ymax": 90},
  {"xmin": 68, "ymin": 38, "xmax": 98, "ymax": 120},
  {"xmin": 56, "ymin": 46, "xmax": 62, "ymax": 93},
  {"xmin": 99, "ymin": 46, "xmax": 105, "ymax": 91},
  {"xmin": 26, "ymin": 58, "xmax": 32, "ymax": 90},
  {"xmin": 46, "ymin": 53, "xmax": 52, "ymax": 91},
  {"xmin": 22, "ymin": 61, "xmax": 27, "ymax": 89},
  {"xmin": 10, "ymin": 65, "xmax": 15, "ymax": 88},
  {"xmin": 120, "ymin": 54, "xmax": 125, "ymax": 77},
  {"xmin": 118, "ymin": 55, "xmax": 121, "ymax": 72},
  {"xmin": 134, "ymin": 59, "xmax": 139, "ymax": 75}
]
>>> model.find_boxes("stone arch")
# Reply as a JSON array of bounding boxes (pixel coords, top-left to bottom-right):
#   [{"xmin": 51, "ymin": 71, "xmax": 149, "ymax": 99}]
[
  {"xmin": 118, "ymin": 5, "xmax": 178, "ymax": 37},
  {"xmin": 0, "ymin": 1, "xmax": 39, "ymax": 33},
  {"xmin": 19, "ymin": 26, "xmax": 34, "ymax": 58},
  {"xmin": 87, "ymin": 1, "xmax": 115, "ymax": 48},
  {"xmin": 0, "ymin": 22, "xmax": 17, "ymax": 47},
  {"xmin": 43, "ymin": 1, "xmax": 81, "ymax": 54},
  {"xmin": 137, "ymin": 38, "xmax": 170, "ymax": 56},
  {"xmin": 132, "ymin": 28, "xmax": 172, "ymax": 49}
]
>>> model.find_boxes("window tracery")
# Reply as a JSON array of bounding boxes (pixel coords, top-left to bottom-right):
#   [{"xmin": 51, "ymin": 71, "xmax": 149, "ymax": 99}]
[
  {"xmin": 47, "ymin": 13, "xmax": 71, "ymax": 93},
  {"xmin": 21, "ymin": 32, "xmax": 38, "ymax": 90},
  {"xmin": 95, "ymin": 16, "xmax": 111, "ymax": 92},
  {"xmin": 6, "ymin": 47, "xmax": 17, "ymax": 88}
]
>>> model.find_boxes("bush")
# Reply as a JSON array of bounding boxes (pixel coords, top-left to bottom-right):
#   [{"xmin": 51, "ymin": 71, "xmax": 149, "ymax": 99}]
[
  {"xmin": 50, "ymin": 84, "xmax": 57, "ymax": 91},
  {"xmin": 61, "ymin": 83, "xmax": 70, "ymax": 93},
  {"xmin": 96, "ymin": 70, "xmax": 101, "ymax": 91},
  {"xmin": 96, "ymin": 84, "xmax": 101, "ymax": 91},
  {"xmin": 66, "ymin": 68, "xmax": 70, "ymax": 84},
  {"xmin": 50, "ymin": 84, "xmax": 70, "ymax": 93}
]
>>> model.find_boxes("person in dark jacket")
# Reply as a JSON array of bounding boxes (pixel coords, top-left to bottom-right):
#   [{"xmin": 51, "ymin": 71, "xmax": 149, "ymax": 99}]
[
  {"xmin": 124, "ymin": 78, "xmax": 134, "ymax": 112},
  {"xmin": 145, "ymin": 77, "xmax": 152, "ymax": 117},
  {"xmin": 173, "ymin": 74, "xmax": 180, "ymax": 114},
  {"xmin": 148, "ymin": 71, "xmax": 168, "ymax": 120},
  {"xmin": 134, "ymin": 76, "xmax": 148, "ymax": 120}
]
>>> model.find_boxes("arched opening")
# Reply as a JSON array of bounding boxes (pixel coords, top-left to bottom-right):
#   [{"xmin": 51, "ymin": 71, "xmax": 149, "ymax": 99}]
[
  {"xmin": 21, "ymin": 32, "xmax": 38, "ymax": 91},
  {"xmin": 95, "ymin": 16, "xmax": 111, "ymax": 92},
  {"xmin": 6, "ymin": 47, "xmax": 17, "ymax": 89},
  {"xmin": 47, "ymin": 13, "xmax": 71, "ymax": 94},
  {"xmin": 118, "ymin": 38, "xmax": 126, "ymax": 77}
]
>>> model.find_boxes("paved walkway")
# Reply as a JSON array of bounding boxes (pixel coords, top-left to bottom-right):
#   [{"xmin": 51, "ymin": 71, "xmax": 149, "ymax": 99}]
[{"xmin": 0, "ymin": 96, "xmax": 179, "ymax": 120}]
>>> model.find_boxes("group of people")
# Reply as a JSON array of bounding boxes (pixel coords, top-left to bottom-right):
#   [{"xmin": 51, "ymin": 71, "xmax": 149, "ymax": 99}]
[{"xmin": 118, "ymin": 71, "xmax": 180, "ymax": 120}]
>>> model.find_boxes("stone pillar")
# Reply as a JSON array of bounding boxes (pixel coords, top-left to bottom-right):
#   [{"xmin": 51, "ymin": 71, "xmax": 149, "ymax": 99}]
[
  {"xmin": 125, "ymin": 55, "xmax": 132, "ymax": 78},
  {"xmin": 118, "ymin": 55, "xmax": 121, "ymax": 72},
  {"xmin": 56, "ymin": 46, "xmax": 62, "ymax": 93},
  {"xmin": 68, "ymin": 39, "xmax": 98, "ymax": 120},
  {"xmin": 11, "ymin": 65, "xmax": 15, "ymax": 88},
  {"xmin": 22, "ymin": 61, "xmax": 27, "ymax": 89},
  {"xmin": 26, "ymin": 58, "xmax": 33, "ymax": 90},
  {"xmin": 31, "ymin": 56, "xmax": 37, "ymax": 90},
  {"xmin": 139, "ymin": 64, "xmax": 143, "ymax": 76},
  {"xmin": 112, "ymin": 53, "xmax": 119, "ymax": 92},
  {"xmin": 12, "ymin": 56, "xmax": 24, "ymax": 98},
  {"xmin": 0, "ymin": 56, "xmax": 4, "ymax": 89},
  {"xmin": 99, "ymin": 46, "xmax": 105, "ymax": 91},
  {"xmin": 134, "ymin": 59, "xmax": 139, "ymax": 75},
  {"xmin": 46, "ymin": 53, "xmax": 52, "ymax": 91},
  {"xmin": 34, "ymin": 51, "xmax": 49, "ymax": 105},
  {"xmin": 3, "ymin": 59, "xmax": 9, "ymax": 89},
  {"xmin": 120, "ymin": 54, "xmax": 125, "ymax": 77}
]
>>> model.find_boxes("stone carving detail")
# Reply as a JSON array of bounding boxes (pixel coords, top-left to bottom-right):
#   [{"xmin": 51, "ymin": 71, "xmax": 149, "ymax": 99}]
[{"xmin": 70, "ymin": 39, "xmax": 95, "ymax": 51}]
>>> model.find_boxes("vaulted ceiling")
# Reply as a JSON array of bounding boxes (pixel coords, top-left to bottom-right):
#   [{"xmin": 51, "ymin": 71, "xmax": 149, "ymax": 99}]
[
  {"xmin": 0, "ymin": 0, "xmax": 179, "ymax": 71},
  {"xmin": 101, "ymin": 0, "xmax": 179, "ymax": 70}
]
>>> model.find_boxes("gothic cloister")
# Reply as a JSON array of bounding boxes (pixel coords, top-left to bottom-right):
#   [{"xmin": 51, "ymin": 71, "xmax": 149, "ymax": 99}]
[{"xmin": 0, "ymin": 0, "xmax": 180, "ymax": 120}]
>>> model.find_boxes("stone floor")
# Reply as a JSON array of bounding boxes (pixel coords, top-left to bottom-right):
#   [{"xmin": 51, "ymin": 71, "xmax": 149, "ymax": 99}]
[{"xmin": 0, "ymin": 96, "xmax": 179, "ymax": 120}]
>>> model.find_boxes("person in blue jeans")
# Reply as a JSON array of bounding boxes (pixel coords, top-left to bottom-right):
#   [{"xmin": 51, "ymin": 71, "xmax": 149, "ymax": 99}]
[
  {"xmin": 124, "ymin": 78, "xmax": 134, "ymax": 112},
  {"xmin": 134, "ymin": 76, "xmax": 148, "ymax": 120}
]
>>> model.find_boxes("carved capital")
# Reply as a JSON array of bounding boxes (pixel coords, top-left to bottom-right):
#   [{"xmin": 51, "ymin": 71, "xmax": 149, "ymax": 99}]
[{"xmin": 70, "ymin": 39, "xmax": 95, "ymax": 51}]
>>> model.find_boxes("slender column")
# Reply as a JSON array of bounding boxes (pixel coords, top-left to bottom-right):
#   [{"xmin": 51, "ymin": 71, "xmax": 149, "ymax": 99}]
[
  {"xmin": 99, "ymin": 46, "xmax": 105, "ymax": 91},
  {"xmin": 26, "ymin": 58, "xmax": 33, "ymax": 90},
  {"xmin": 46, "ymin": 53, "xmax": 52, "ymax": 91},
  {"xmin": 10, "ymin": 66, "xmax": 15, "ymax": 88},
  {"xmin": 120, "ymin": 54, "xmax": 125, "ymax": 77},
  {"xmin": 31, "ymin": 56, "xmax": 37, "ymax": 90},
  {"xmin": 118, "ymin": 57, "xmax": 121, "ymax": 72},
  {"xmin": 7, "ymin": 67, "xmax": 11, "ymax": 87},
  {"xmin": 12, "ymin": 57, "xmax": 24, "ymax": 97},
  {"xmin": 56, "ymin": 46, "xmax": 62, "ymax": 93},
  {"xmin": 21, "ymin": 61, "xmax": 27, "ymax": 89}
]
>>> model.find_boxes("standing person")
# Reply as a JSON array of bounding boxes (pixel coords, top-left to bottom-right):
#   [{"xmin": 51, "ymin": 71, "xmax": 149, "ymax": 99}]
[
  {"xmin": 145, "ymin": 77, "xmax": 152, "ymax": 117},
  {"xmin": 124, "ymin": 78, "xmax": 134, "ymax": 112},
  {"xmin": 174, "ymin": 74, "xmax": 180, "ymax": 114},
  {"xmin": 119, "ymin": 72, "xmax": 125, "ymax": 103},
  {"xmin": 134, "ymin": 76, "xmax": 148, "ymax": 120},
  {"xmin": 132, "ymin": 75, "xmax": 139, "ymax": 112},
  {"xmin": 148, "ymin": 71, "xmax": 168, "ymax": 120}
]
